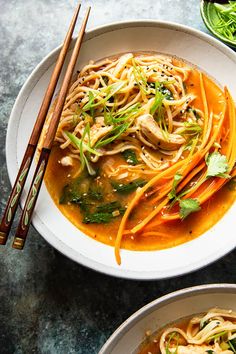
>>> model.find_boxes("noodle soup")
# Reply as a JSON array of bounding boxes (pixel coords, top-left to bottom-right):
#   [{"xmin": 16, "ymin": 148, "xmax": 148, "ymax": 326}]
[
  {"xmin": 41, "ymin": 53, "xmax": 236, "ymax": 264},
  {"xmin": 138, "ymin": 308, "xmax": 236, "ymax": 354}
]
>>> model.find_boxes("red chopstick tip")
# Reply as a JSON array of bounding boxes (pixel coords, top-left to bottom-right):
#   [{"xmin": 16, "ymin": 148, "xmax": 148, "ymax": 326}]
[{"xmin": 0, "ymin": 231, "xmax": 7, "ymax": 245}]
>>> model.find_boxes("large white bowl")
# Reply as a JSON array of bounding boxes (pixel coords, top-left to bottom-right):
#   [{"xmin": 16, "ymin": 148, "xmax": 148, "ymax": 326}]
[
  {"xmin": 99, "ymin": 284, "xmax": 236, "ymax": 354},
  {"xmin": 6, "ymin": 21, "xmax": 236, "ymax": 280}
]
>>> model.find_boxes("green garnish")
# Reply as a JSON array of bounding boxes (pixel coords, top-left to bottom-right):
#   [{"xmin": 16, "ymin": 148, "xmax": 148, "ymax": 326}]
[
  {"xmin": 60, "ymin": 175, "xmax": 125, "ymax": 224},
  {"xmin": 206, "ymin": 152, "xmax": 230, "ymax": 179},
  {"xmin": 132, "ymin": 58, "xmax": 148, "ymax": 95},
  {"xmin": 83, "ymin": 201, "xmax": 125, "ymax": 224},
  {"xmin": 96, "ymin": 201, "xmax": 125, "ymax": 214},
  {"xmin": 83, "ymin": 81, "xmax": 125, "ymax": 111},
  {"xmin": 113, "ymin": 103, "xmax": 141, "ymax": 123},
  {"xmin": 160, "ymin": 85, "xmax": 174, "ymax": 100},
  {"xmin": 208, "ymin": 331, "xmax": 227, "ymax": 341},
  {"xmin": 95, "ymin": 121, "xmax": 131, "ymax": 149},
  {"xmin": 212, "ymin": 1, "xmax": 236, "ymax": 43},
  {"xmin": 179, "ymin": 122, "xmax": 202, "ymax": 136},
  {"xmin": 83, "ymin": 212, "xmax": 113, "ymax": 224},
  {"xmin": 103, "ymin": 103, "xmax": 141, "ymax": 125},
  {"xmin": 111, "ymin": 179, "xmax": 146, "ymax": 194},
  {"xmin": 150, "ymin": 81, "xmax": 169, "ymax": 140},
  {"xmin": 200, "ymin": 318, "xmax": 209, "ymax": 330},
  {"xmin": 65, "ymin": 131, "xmax": 100, "ymax": 157},
  {"xmin": 122, "ymin": 149, "xmax": 139, "ymax": 165},
  {"xmin": 228, "ymin": 338, "xmax": 236, "ymax": 353},
  {"xmin": 165, "ymin": 332, "xmax": 179, "ymax": 354},
  {"xmin": 150, "ymin": 81, "xmax": 165, "ymax": 116},
  {"xmin": 168, "ymin": 173, "xmax": 182, "ymax": 200},
  {"xmin": 179, "ymin": 198, "xmax": 201, "ymax": 219},
  {"xmin": 65, "ymin": 125, "xmax": 101, "ymax": 176}
]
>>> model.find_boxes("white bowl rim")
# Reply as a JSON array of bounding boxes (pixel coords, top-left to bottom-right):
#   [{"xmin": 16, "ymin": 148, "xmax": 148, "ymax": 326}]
[
  {"xmin": 5, "ymin": 20, "xmax": 236, "ymax": 280},
  {"xmin": 99, "ymin": 283, "xmax": 236, "ymax": 353}
]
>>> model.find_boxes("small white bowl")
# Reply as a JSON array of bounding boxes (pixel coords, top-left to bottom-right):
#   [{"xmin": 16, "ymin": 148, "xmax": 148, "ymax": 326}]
[
  {"xmin": 6, "ymin": 20, "xmax": 236, "ymax": 280},
  {"xmin": 99, "ymin": 284, "xmax": 236, "ymax": 354}
]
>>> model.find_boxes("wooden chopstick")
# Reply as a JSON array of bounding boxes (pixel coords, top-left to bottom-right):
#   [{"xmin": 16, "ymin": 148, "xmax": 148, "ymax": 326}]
[
  {"xmin": 0, "ymin": 2, "xmax": 81, "ymax": 246},
  {"xmin": 12, "ymin": 7, "xmax": 91, "ymax": 250}
]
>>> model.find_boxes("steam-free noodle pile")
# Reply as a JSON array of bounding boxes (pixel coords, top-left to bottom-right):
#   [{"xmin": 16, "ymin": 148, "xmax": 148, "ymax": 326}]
[{"xmin": 41, "ymin": 53, "xmax": 236, "ymax": 264}]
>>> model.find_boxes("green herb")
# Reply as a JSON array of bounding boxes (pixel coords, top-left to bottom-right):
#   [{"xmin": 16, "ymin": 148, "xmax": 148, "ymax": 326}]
[
  {"xmin": 150, "ymin": 81, "xmax": 164, "ymax": 115},
  {"xmin": 200, "ymin": 318, "xmax": 209, "ymax": 330},
  {"xmin": 96, "ymin": 201, "xmax": 125, "ymax": 214},
  {"xmin": 208, "ymin": 331, "xmax": 227, "ymax": 341},
  {"xmin": 65, "ymin": 131, "xmax": 100, "ymax": 157},
  {"xmin": 132, "ymin": 58, "xmax": 148, "ymax": 95},
  {"xmin": 113, "ymin": 103, "xmax": 141, "ymax": 123},
  {"xmin": 88, "ymin": 186, "xmax": 103, "ymax": 201},
  {"xmin": 60, "ymin": 175, "xmax": 126, "ymax": 224},
  {"xmin": 168, "ymin": 173, "xmax": 182, "ymax": 200},
  {"xmin": 83, "ymin": 212, "xmax": 113, "ymax": 224},
  {"xmin": 179, "ymin": 122, "xmax": 202, "ymax": 136},
  {"xmin": 206, "ymin": 351, "xmax": 215, "ymax": 354},
  {"xmin": 83, "ymin": 81, "xmax": 125, "ymax": 111},
  {"xmin": 160, "ymin": 85, "xmax": 174, "ymax": 100},
  {"xmin": 122, "ymin": 149, "xmax": 139, "ymax": 165},
  {"xmin": 165, "ymin": 332, "xmax": 179, "ymax": 354},
  {"xmin": 179, "ymin": 198, "xmax": 201, "ymax": 219},
  {"xmin": 111, "ymin": 179, "xmax": 146, "ymax": 194},
  {"xmin": 66, "ymin": 125, "xmax": 101, "ymax": 176},
  {"xmin": 213, "ymin": 1, "xmax": 236, "ymax": 42},
  {"xmin": 83, "ymin": 201, "xmax": 125, "ymax": 224},
  {"xmin": 95, "ymin": 121, "xmax": 131, "ymax": 149},
  {"xmin": 150, "ymin": 81, "xmax": 169, "ymax": 140},
  {"xmin": 228, "ymin": 338, "xmax": 236, "ymax": 353},
  {"xmin": 206, "ymin": 152, "xmax": 230, "ymax": 179}
]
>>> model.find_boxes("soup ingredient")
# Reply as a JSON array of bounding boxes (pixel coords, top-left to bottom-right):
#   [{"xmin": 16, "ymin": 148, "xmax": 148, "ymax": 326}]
[
  {"xmin": 213, "ymin": 1, "xmax": 236, "ymax": 43},
  {"xmin": 138, "ymin": 308, "xmax": 236, "ymax": 354},
  {"xmin": 42, "ymin": 53, "xmax": 236, "ymax": 264},
  {"xmin": 179, "ymin": 198, "xmax": 201, "ymax": 219},
  {"xmin": 206, "ymin": 152, "xmax": 230, "ymax": 178},
  {"xmin": 122, "ymin": 149, "xmax": 139, "ymax": 165},
  {"xmin": 60, "ymin": 173, "xmax": 126, "ymax": 223},
  {"xmin": 111, "ymin": 179, "xmax": 146, "ymax": 194},
  {"xmin": 137, "ymin": 114, "xmax": 185, "ymax": 150}
]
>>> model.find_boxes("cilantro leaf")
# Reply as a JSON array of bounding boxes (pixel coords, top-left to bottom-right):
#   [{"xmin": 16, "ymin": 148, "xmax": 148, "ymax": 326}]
[
  {"xmin": 179, "ymin": 198, "xmax": 201, "ymax": 219},
  {"xmin": 111, "ymin": 179, "xmax": 146, "ymax": 194},
  {"xmin": 168, "ymin": 173, "xmax": 182, "ymax": 200},
  {"xmin": 206, "ymin": 152, "xmax": 230, "ymax": 178}
]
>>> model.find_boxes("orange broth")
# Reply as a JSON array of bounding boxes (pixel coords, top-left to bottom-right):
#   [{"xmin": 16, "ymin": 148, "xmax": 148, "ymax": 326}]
[{"xmin": 44, "ymin": 59, "xmax": 236, "ymax": 251}]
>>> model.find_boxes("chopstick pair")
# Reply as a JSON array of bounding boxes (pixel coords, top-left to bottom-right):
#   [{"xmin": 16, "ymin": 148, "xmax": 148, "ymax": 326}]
[{"xmin": 0, "ymin": 3, "xmax": 91, "ymax": 249}]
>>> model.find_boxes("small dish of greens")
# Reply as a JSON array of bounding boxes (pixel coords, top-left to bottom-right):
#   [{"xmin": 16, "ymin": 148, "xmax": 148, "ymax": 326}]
[{"xmin": 200, "ymin": 0, "xmax": 236, "ymax": 48}]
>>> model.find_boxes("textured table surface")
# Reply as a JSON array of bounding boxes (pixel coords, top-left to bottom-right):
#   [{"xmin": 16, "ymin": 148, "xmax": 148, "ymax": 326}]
[{"xmin": 0, "ymin": 1, "xmax": 236, "ymax": 353}]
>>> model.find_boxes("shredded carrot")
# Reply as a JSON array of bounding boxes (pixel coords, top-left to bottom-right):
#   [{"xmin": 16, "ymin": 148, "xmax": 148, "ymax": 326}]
[
  {"xmin": 114, "ymin": 74, "xmax": 235, "ymax": 264},
  {"xmin": 200, "ymin": 73, "xmax": 209, "ymax": 148}
]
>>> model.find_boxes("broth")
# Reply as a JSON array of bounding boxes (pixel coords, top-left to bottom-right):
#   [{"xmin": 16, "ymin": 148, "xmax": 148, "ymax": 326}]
[{"xmin": 43, "ymin": 53, "xmax": 236, "ymax": 253}]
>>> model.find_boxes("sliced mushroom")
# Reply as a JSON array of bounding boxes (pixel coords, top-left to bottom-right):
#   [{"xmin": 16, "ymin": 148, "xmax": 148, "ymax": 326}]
[{"xmin": 136, "ymin": 114, "xmax": 185, "ymax": 151}]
